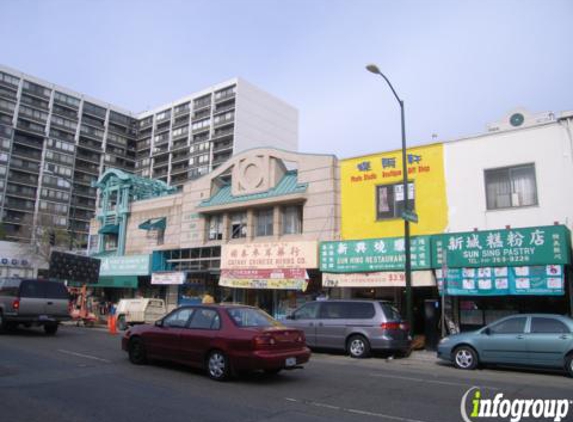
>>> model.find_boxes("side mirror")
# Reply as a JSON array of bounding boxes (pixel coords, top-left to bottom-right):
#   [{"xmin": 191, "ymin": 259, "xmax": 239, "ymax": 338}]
[
  {"xmin": 482, "ymin": 327, "xmax": 491, "ymax": 335},
  {"xmin": 155, "ymin": 320, "xmax": 163, "ymax": 327}
]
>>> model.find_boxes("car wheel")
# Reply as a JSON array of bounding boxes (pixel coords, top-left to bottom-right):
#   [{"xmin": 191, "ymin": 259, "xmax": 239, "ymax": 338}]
[
  {"xmin": 453, "ymin": 346, "xmax": 478, "ymax": 370},
  {"xmin": 44, "ymin": 323, "xmax": 58, "ymax": 335},
  {"xmin": 207, "ymin": 350, "xmax": 230, "ymax": 381},
  {"xmin": 128, "ymin": 338, "xmax": 147, "ymax": 365},
  {"xmin": 565, "ymin": 354, "xmax": 573, "ymax": 378},
  {"xmin": 347, "ymin": 335, "xmax": 371, "ymax": 358},
  {"xmin": 117, "ymin": 315, "xmax": 128, "ymax": 331}
]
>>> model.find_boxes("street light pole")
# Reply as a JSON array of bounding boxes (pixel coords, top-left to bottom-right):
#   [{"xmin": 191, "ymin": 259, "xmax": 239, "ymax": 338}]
[{"xmin": 366, "ymin": 64, "xmax": 414, "ymax": 336}]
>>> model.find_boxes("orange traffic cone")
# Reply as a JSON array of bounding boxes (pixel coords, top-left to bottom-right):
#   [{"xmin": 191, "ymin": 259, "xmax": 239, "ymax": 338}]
[{"xmin": 108, "ymin": 315, "xmax": 118, "ymax": 335}]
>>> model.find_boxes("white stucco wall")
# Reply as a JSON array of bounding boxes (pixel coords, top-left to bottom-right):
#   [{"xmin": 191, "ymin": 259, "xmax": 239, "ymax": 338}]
[
  {"xmin": 444, "ymin": 118, "xmax": 573, "ymax": 233},
  {"xmin": 233, "ymin": 79, "xmax": 298, "ymax": 153}
]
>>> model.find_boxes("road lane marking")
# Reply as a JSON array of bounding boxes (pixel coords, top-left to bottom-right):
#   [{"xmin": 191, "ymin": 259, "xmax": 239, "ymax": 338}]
[
  {"xmin": 369, "ymin": 373, "xmax": 499, "ymax": 390},
  {"xmin": 57, "ymin": 349, "xmax": 111, "ymax": 363},
  {"xmin": 285, "ymin": 397, "xmax": 434, "ymax": 422}
]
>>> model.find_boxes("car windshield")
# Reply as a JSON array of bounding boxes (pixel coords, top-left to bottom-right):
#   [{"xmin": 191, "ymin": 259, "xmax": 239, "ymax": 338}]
[{"xmin": 227, "ymin": 307, "xmax": 284, "ymax": 328}]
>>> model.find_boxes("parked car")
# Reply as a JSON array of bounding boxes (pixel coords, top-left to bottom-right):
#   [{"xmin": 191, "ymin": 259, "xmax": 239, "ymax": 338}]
[
  {"xmin": 121, "ymin": 304, "xmax": 311, "ymax": 381},
  {"xmin": 283, "ymin": 299, "xmax": 411, "ymax": 358},
  {"xmin": 437, "ymin": 314, "xmax": 573, "ymax": 377},
  {"xmin": 0, "ymin": 278, "xmax": 71, "ymax": 335},
  {"xmin": 115, "ymin": 298, "xmax": 167, "ymax": 330}
]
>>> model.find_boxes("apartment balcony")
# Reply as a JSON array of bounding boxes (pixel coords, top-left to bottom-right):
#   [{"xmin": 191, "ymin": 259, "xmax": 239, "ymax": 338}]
[
  {"xmin": 72, "ymin": 197, "xmax": 96, "ymax": 210},
  {"xmin": 213, "ymin": 140, "xmax": 233, "ymax": 153},
  {"xmin": 213, "ymin": 116, "xmax": 234, "ymax": 128},
  {"xmin": 16, "ymin": 118, "xmax": 46, "ymax": 136},
  {"xmin": 174, "ymin": 103, "xmax": 190, "ymax": 116},
  {"xmin": 76, "ymin": 149, "xmax": 102, "ymax": 164},
  {"xmin": 9, "ymin": 158, "xmax": 40, "ymax": 174},
  {"xmin": 4, "ymin": 197, "xmax": 35, "ymax": 212},
  {"xmin": 75, "ymin": 160, "xmax": 100, "ymax": 175},
  {"xmin": 214, "ymin": 100, "xmax": 235, "ymax": 115},
  {"xmin": 72, "ymin": 209, "xmax": 95, "ymax": 221},
  {"xmin": 73, "ymin": 185, "xmax": 97, "ymax": 199},
  {"xmin": 211, "ymin": 127, "xmax": 234, "ymax": 140},
  {"xmin": 5, "ymin": 184, "xmax": 37, "ymax": 200},
  {"xmin": 11, "ymin": 145, "xmax": 43, "ymax": 161},
  {"xmin": 170, "ymin": 164, "xmax": 188, "ymax": 176},
  {"xmin": 214, "ymin": 90, "xmax": 235, "ymax": 103},
  {"xmin": 192, "ymin": 109, "xmax": 211, "ymax": 120},
  {"xmin": 153, "ymin": 167, "xmax": 169, "ymax": 178},
  {"xmin": 12, "ymin": 133, "xmax": 44, "ymax": 150},
  {"xmin": 170, "ymin": 173, "xmax": 189, "ymax": 186},
  {"xmin": 193, "ymin": 98, "xmax": 211, "ymax": 111},
  {"xmin": 78, "ymin": 137, "xmax": 103, "ymax": 152},
  {"xmin": 74, "ymin": 173, "xmax": 98, "ymax": 186},
  {"xmin": 2, "ymin": 210, "xmax": 31, "ymax": 225},
  {"xmin": 0, "ymin": 78, "xmax": 18, "ymax": 92},
  {"xmin": 172, "ymin": 139, "xmax": 188, "ymax": 151},
  {"xmin": 171, "ymin": 152, "xmax": 189, "ymax": 165}
]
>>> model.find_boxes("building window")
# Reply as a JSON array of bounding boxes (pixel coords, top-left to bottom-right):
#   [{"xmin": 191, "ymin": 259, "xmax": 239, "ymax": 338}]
[
  {"xmin": 282, "ymin": 205, "xmax": 302, "ymax": 235},
  {"xmin": 376, "ymin": 182, "xmax": 415, "ymax": 220},
  {"xmin": 485, "ymin": 164, "xmax": 538, "ymax": 210},
  {"xmin": 208, "ymin": 215, "xmax": 223, "ymax": 240},
  {"xmin": 256, "ymin": 208, "xmax": 274, "ymax": 237},
  {"xmin": 230, "ymin": 212, "xmax": 247, "ymax": 239}
]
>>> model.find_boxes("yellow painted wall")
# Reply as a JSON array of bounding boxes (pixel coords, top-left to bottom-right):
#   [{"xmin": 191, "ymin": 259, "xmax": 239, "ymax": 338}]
[{"xmin": 341, "ymin": 143, "xmax": 448, "ymax": 239}]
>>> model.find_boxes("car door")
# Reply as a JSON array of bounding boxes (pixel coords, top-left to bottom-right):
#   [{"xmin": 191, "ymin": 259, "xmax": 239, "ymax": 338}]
[
  {"xmin": 179, "ymin": 308, "xmax": 221, "ymax": 366},
  {"xmin": 43, "ymin": 281, "xmax": 70, "ymax": 318},
  {"xmin": 315, "ymin": 302, "xmax": 348, "ymax": 350},
  {"xmin": 17, "ymin": 280, "xmax": 47, "ymax": 317},
  {"xmin": 285, "ymin": 302, "xmax": 319, "ymax": 347},
  {"xmin": 526, "ymin": 316, "xmax": 572, "ymax": 367},
  {"xmin": 476, "ymin": 316, "xmax": 528, "ymax": 365},
  {"xmin": 144, "ymin": 307, "xmax": 194, "ymax": 361}
]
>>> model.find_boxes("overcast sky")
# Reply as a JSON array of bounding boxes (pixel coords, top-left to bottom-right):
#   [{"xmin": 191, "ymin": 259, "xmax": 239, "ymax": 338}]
[{"xmin": 2, "ymin": 0, "xmax": 572, "ymax": 158}]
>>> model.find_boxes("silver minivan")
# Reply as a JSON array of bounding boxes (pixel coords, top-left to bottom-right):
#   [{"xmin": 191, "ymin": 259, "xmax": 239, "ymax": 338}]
[
  {"xmin": 0, "ymin": 278, "xmax": 71, "ymax": 335},
  {"xmin": 284, "ymin": 299, "xmax": 411, "ymax": 358}
]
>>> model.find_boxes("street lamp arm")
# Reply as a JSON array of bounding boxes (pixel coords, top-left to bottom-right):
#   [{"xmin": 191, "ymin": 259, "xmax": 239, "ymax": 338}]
[{"xmin": 365, "ymin": 64, "xmax": 402, "ymax": 105}]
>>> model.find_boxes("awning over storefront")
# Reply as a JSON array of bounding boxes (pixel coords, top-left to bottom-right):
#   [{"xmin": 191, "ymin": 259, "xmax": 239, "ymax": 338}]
[
  {"xmin": 219, "ymin": 269, "xmax": 309, "ymax": 291},
  {"xmin": 96, "ymin": 276, "xmax": 138, "ymax": 288},
  {"xmin": 138, "ymin": 217, "xmax": 166, "ymax": 231},
  {"xmin": 98, "ymin": 224, "xmax": 120, "ymax": 235},
  {"xmin": 436, "ymin": 265, "xmax": 565, "ymax": 296},
  {"xmin": 322, "ymin": 270, "xmax": 435, "ymax": 288}
]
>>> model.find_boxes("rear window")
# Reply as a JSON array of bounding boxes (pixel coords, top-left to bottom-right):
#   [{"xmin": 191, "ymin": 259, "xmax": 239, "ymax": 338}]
[
  {"xmin": 19, "ymin": 280, "xmax": 69, "ymax": 299},
  {"xmin": 379, "ymin": 302, "xmax": 402, "ymax": 321},
  {"xmin": 227, "ymin": 308, "xmax": 283, "ymax": 328}
]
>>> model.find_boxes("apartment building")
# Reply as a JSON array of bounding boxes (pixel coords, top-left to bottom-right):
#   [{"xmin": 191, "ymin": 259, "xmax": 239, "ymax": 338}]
[{"xmin": 0, "ymin": 65, "xmax": 298, "ymax": 248}]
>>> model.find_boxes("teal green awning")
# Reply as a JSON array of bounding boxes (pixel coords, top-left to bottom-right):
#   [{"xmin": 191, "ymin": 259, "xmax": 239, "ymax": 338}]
[
  {"xmin": 139, "ymin": 217, "xmax": 166, "ymax": 231},
  {"xmin": 98, "ymin": 224, "xmax": 120, "ymax": 235},
  {"xmin": 68, "ymin": 276, "xmax": 138, "ymax": 289}
]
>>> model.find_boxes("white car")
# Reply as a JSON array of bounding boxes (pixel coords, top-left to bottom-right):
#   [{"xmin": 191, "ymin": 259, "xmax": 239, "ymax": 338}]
[{"xmin": 115, "ymin": 298, "xmax": 167, "ymax": 330}]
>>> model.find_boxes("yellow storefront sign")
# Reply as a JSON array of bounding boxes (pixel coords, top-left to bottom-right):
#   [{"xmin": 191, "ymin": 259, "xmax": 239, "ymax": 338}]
[{"xmin": 341, "ymin": 143, "xmax": 448, "ymax": 239}]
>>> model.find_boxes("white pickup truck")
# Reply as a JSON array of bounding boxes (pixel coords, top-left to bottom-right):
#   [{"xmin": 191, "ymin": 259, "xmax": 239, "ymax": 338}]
[{"xmin": 115, "ymin": 298, "xmax": 167, "ymax": 330}]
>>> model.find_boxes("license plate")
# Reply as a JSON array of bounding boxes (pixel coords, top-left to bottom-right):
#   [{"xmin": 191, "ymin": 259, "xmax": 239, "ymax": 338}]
[
  {"xmin": 285, "ymin": 357, "xmax": 296, "ymax": 367},
  {"xmin": 39, "ymin": 315, "xmax": 49, "ymax": 321}
]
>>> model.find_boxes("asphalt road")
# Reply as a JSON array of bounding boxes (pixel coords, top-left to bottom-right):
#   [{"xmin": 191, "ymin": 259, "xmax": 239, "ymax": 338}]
[{"xmin": 1, "ymin": 325, "xmax": 572, "ymax": 422}]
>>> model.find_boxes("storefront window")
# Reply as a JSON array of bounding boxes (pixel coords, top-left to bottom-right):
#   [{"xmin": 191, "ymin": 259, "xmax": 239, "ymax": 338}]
[
  {"xmin": 208, "ymin": 215, "xmax": 223, "ymax": 240},
  {"xmin": 376, "ymin": 182, "xmax": 415, "ymax": 220},
  {"xmin": 230, "ymin": 212, "xmax": 247, "ymax": 239},
  {"xmin": 282, "ymin": 205, "xmax": 302, "ymax": 235},
  {"xmin": 256, "ymin": 208, "xmax": 273, "ymax": 237}
]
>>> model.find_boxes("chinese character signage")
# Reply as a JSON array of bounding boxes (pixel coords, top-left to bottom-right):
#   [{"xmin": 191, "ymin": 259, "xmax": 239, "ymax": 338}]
[
  {"xmin": 220, "ymin": 269, "xmax": 308, "ymax": 290},
  {"xmin": 432, "ymin": 225, "xmax": 571, "ymax": 268},
  {"xmin": 436, "ymin": 265, "xmax": 564, "ymax": 296},
  {"xmin": 99, "ymin": 254, "xmax": 151, "ymax": 276},
  {"xmin": 221, "ymin": 241, "xmax": 318, "ymax": 270},
  {"xmin": 320, "ymin": 236, "xmax": 431, "ymax": 272}
]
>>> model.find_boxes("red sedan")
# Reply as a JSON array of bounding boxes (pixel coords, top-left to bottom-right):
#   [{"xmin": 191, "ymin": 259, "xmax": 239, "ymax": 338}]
[{"xmin": 121, "ymin": 304, "xmax": 311, "ymax": 381}]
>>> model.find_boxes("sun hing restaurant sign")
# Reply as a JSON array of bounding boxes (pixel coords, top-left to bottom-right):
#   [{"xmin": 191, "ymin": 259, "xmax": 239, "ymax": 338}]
[
  {"xmin": 221, "ymin": 241, "xmax": 318, "ymax": 270},
  {"xmin": 432, "ymin": 225, "xmax": 571, "ymax": 268},
  {"xmin": 320, "ymin": 236, "xmax": 431, "ymax": 273}
]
